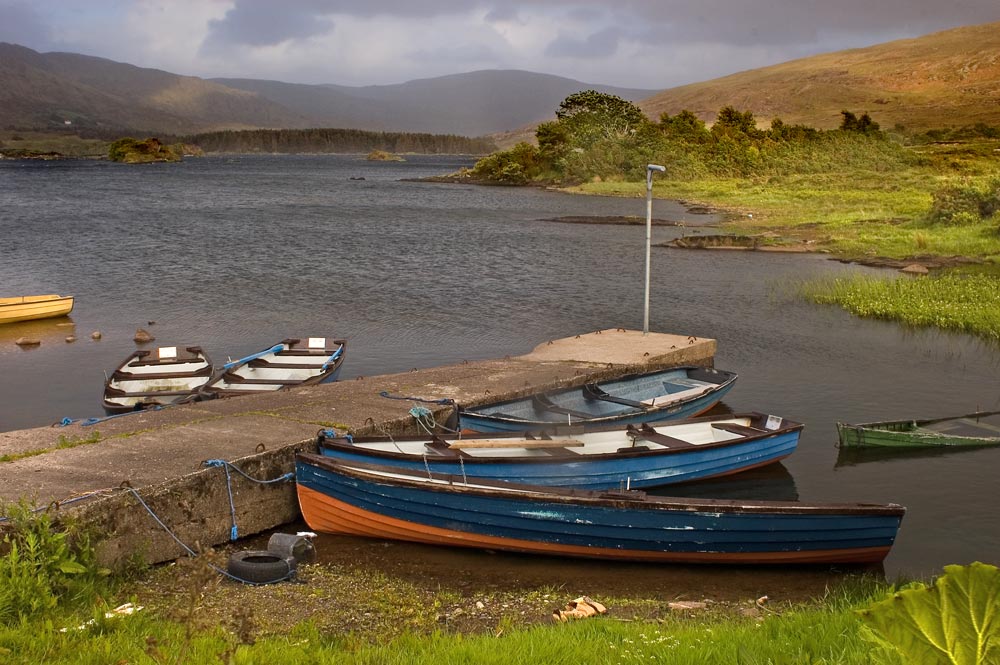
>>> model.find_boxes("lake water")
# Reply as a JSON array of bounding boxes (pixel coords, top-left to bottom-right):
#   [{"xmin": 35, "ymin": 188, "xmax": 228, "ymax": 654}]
[{"xmin": 1, "ymin": 154, "xmax": 998, "ymax": 578}]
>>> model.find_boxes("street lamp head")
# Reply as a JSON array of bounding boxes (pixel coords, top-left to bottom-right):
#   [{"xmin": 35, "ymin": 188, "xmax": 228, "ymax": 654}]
[{"xmin": 647, "ymin": 164, "xmax": 666, "ymax": 172}]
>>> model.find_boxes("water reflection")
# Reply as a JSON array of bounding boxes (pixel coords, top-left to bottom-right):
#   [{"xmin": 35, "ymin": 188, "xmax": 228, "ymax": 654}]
[
  {"xmin": 835, "ymin": 444, "xmax": 1000, "ymax": 468},
  {"xmin": 655, "ymin": 462, "xmax": 799, "ymax": 502},
  {"xmin": 0, "ymin": 317, "xmax": 76, "ymax": 350}
]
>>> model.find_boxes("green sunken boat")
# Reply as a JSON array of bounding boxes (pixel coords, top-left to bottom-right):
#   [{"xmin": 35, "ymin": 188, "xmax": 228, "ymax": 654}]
[{"xmin": 837, "ymin": 410, "xmax": 1000, "ymax": 448}]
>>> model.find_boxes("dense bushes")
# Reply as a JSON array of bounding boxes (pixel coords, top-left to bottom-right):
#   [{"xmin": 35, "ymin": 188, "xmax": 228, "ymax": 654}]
[
  {"xmin": 472, "ymin": 91, "xmax": 914, "ymax": 185},
  {"xmin": 926, "ymin": 176, "xmax": 1000, "ymax": 225},
  {"xmin": 108, "ymin": 137, "xmax": 183, "ymax": 163}
]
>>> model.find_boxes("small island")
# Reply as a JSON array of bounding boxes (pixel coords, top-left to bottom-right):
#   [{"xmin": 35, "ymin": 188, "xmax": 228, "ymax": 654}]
[
  {"xmin": 366, "ymin": 149, "xmax": 404, "ymax": 161},
  {"xmin": 108, "ymin": 137, "xmax": 202, "ymax": 163}
]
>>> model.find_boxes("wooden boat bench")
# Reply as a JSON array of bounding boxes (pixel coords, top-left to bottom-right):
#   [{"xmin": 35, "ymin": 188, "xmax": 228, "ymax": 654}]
[
  {"xmin": 582, "ymin": 384, "xmax": 647, "ymax": 410},
  {"xmin": 248, "ymin": 359, "xmax": 324, "ymax": 369},
  {"xmin": 447, "ymin": 438, "xmax": 585, "ymax": 450},
  {"xmin": 221, "ymin": 376, "xmax": 306, "ymax": 385},
  {"xmin": 711, "ymin": 422, "xmax": 765, "ymax": 437},
  {"xmin": 625, "ymin": 424, "xmax": 699, "ymax": 448},
  {"xmin": 531, "ymin": 394, "xmax": 594, "ymax": 420}
]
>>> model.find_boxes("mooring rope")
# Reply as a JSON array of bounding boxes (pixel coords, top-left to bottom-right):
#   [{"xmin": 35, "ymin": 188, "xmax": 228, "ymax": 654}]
[
  {"xmin": 202, "ymin": 459, "xmax": 294, "ymax": 541},
  {"xmin": 56, "ymin": 405, "xmax": 166, "ymax": 428},
  {"xmin": 378, "ymin": 391, "xmax": 455, "ymax": 405},
  {"xmin": 122, "ymin": 485, "xmax": 294, "ymax": 585},
  {"xmin": 409, "ymin": 405, "xmax": 460, "ymax": 435}
]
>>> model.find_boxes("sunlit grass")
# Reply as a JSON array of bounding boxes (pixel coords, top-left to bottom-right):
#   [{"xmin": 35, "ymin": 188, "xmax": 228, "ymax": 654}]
[
  {"xmin": 572, "ymin": 169, "xmax": 1000, "ymax": 261},
  {"xmin": 0, "ymin": 588, "xmax": 900, "ymax": 665}
]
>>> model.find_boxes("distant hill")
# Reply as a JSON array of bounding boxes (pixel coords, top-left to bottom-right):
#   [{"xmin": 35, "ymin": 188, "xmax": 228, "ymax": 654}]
[
  {"xmin": 0, "ymin": 42, "xmax": 656, "ymax": 137},
  {"xmin": 214, "ymin": 71, "xmax": 656, "ymax": 136},
  {"xmin": 0, "ymin": 43, "xmax": 308, "ymax": 134},
  {"xmin": 640, "ymin": 22, "xmax": 1000, "ymax": 131}
]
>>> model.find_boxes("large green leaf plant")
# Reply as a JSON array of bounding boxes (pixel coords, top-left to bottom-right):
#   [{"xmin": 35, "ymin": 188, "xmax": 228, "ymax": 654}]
[{"xmin": 859, "ymin": 562, "xmax": 1000, "ymax": 665}]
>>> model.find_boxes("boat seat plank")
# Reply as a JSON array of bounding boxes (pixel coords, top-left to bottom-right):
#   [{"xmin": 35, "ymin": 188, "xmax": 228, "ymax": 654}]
[
  {"xmin": 248, "ymin": 359, "xmax": 325, "ymax": 370},
  {"xmin": 219, "ymin": 377, "xmax": 305, "ymax": 385},
  {"xmin": 531, "ymin": 394, "xmax": 593, "ymax": 419},
  {"xmin": 711, "ymin": 423, "xmax": 765, "ymax": 436},
  {"xmin": 448, "ymin": 438, "xmax": 585, "ymax": 449},
  {"xmin": 114, "ymin": 369, "xmax": 210, "ymax": 381},
  {"xmin": 106, "ymin": 389, "xmax": 195, "ymax": 398},
  {"xmin": 582, "ymin": 384, "xmax": 646, "ymax": 409},
  {"xmin": 640, "ymin": 386, "xmax": 707, "ymax": 407},
  {"xmin": 625, "ymin": 425, "xmax": 698, "ymax": 448}
]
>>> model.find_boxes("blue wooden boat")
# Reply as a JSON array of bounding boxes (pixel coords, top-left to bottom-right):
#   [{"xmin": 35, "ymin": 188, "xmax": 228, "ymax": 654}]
[
  {"xmin": 458, "ymin": 366, "xmax": 736, "ymax": 432},
  {"xmin": 200, "ymin": 337, "xmax": 345, "ymax": 398},
  {"xmin": 317, "ymin": 412, "xmax": 801, "ymax": 490},
  {"xmin": 295, "ymin": 455, "xmax": 905, "ymax": 564}
]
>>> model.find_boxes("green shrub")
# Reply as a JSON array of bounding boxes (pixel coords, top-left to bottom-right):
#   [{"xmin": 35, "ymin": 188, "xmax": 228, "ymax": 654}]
[
  {"xmin": 926, "ymin": 177, "xmax": 1000, "ymax": 225},
  {"xmin": 0, "ymin": 503, "xmax": 106, "ymax": 625},
  {"xmin": 107, "ymin": 137, "xmax": 139, "ymax": 162}
]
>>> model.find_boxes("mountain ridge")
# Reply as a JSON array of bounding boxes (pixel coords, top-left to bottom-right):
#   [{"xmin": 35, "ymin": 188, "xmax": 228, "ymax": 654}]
[
  {"xmin": 639, "ymin": 22, "xmax": 1000, "ymax": 130},
  {"xmin": 0, "ymin": 42, "xmax": 656, "ymax": 137}
]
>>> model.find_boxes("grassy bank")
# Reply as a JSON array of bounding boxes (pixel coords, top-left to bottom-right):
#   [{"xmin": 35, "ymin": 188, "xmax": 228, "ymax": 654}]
[
  {"xmin": 565, "ymin": 141, "xmax": 1000, "ymax": 341},
  {"xmin": 570, "ymin": 150, "xmax": 1000, "ymax": 262},
  {"xmin": 0, "ymin": 576, "xmax": 896, "ymax": 664}
]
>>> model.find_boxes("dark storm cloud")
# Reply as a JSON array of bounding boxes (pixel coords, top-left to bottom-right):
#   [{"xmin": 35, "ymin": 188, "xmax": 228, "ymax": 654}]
[
  {"xmin": 205, "ymin": 0, "xmax": 335, "ymax": 47},
  {"xmin": 546, "ymin": 27, "xmax": 622, "ymax": 59},
  {"xmin": 0, "ymin": 2, "xmax": 51, "ymax": 49},
  {"xmin": 200, "ymin": 0, "xmax": 1000, "ymax": 53}
]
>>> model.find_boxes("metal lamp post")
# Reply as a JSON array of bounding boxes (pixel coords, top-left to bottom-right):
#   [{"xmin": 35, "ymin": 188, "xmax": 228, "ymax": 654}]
[{"xmin": 643, "ymin": 164, "xmax": 666, "ymax": 335}]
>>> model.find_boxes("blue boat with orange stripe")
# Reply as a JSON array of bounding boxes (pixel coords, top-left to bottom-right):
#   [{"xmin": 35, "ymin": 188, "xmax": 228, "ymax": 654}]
[
  {"xmin": 295, "ymin": 455, "xmax": 905, "ymax": 565},
  {"xmin": 316, "ymin": 412, "xmax": 801, "ymax": 490}
]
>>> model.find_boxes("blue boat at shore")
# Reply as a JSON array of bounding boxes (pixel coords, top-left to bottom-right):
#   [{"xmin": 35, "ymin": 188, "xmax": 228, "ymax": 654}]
[
  {"xmin": 295, "ymin": 455, "xmax": 905, "ymax": 565},
  {"xmin": 458, "ymin": 366, "xmax": 737, "ymax": 432},
  {"xmin": 317, "ymin": 412, "xmax": 801, "ymax": 490}
]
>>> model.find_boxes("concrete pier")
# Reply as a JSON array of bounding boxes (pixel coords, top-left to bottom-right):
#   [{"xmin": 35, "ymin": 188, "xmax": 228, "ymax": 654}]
[{"xmin": 0, "ymin": 329, "xmax": 715, "ymax": 567}]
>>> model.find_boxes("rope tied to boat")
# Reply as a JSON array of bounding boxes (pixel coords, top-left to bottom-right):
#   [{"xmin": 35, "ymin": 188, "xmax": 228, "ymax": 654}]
[
  {"xmin": 409, "ymin": 405, "xmax": 460, "ymax": 435},
  {"xmin": 202, "ymin": 459, "xmax": 295, "ymax": 541}
]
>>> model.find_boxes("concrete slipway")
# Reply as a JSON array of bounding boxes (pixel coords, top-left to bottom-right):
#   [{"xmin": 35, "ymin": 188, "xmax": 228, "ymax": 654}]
[{"xmin": 0, "ymin": 329, "xmax": 715, "ymax": 567}]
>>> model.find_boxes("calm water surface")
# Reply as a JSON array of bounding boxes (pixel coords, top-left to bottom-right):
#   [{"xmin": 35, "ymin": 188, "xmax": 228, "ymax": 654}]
[{"xmin": 1, "ymin": 154, "xmax": 998, "ymax": 579}]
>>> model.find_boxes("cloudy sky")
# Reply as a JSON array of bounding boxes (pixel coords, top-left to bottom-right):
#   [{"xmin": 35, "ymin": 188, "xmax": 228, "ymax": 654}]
[{"xmin": 3, "ymin": 0, "xmax": 1000, "ymax": 89}]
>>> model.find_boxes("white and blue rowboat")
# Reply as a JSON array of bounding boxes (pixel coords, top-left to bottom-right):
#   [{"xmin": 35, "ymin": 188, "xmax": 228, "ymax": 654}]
[
  {"xmin": 103, "ymin": 345, "xmax": 213, "ymax": 414},
  {"xmin": 295, "ymin": 455, "xmax": 906, "ymax": 565},
  {"xmin": 458, "ymin": 366, "xmax": 737, "ymax": 433},
  {"xmin": 317, "ymin": 412, "xmax": 801, "ymax": 490},
  {"xmin": 200, "ymin": 337, "xmax": 346, "ymax": 398}
]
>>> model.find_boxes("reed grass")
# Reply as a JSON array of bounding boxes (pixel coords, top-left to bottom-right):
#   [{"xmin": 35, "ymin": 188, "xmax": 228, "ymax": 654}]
[{"xmin": 803, "ymin": 273, "xmax": 1000, "ymax": 341}]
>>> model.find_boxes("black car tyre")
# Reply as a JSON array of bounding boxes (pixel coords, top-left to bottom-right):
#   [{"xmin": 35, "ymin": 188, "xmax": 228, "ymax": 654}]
[{"xmin": 226, "ymin": 550, "xmax": 295, "ymax": 584}]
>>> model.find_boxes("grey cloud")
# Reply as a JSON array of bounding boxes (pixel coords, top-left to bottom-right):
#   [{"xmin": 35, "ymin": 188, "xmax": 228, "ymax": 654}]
[
  {"xmin": 408, "ymin": 42, "xmax": 498, "ymax": 64},
  {"xmin": 0, "ymin": 2, "xmax": 51, "ymax": 49},
  {"xmin": 204, "ymin": 0, "xmax": 335, "ymax": 47},
  {"xmin": 546, "ymin": 27, "xmax": 622, "ymax": 59},
  {"xmin": 484, "ymin": 6, "xmax": 520, "ymax": 23}
]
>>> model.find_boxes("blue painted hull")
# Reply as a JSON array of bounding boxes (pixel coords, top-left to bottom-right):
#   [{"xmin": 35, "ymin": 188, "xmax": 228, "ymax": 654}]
[
  {"xmin": 318, "ymin": 421, "xmax": 799, "ymax": 490},
  {"xmin": 295, "ymin": 455, "xmax": 905, "ymax": 564},
  {"xmin": 459, "ymin": 366, "xmax": 736, "ymax": 433}
]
